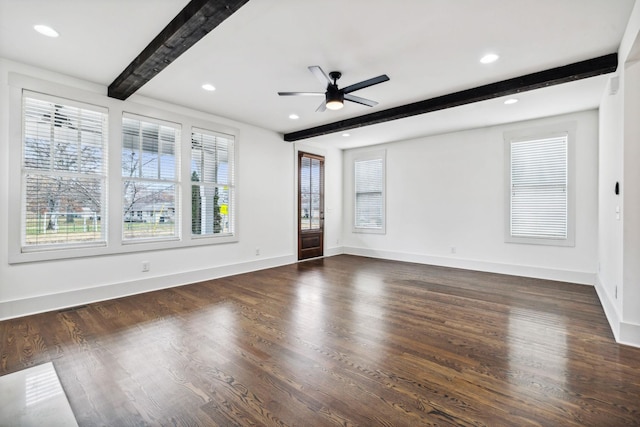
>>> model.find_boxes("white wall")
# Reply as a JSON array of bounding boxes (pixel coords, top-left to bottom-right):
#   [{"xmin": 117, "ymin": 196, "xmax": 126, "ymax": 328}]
[
  {"xmin": 0, "ymin": 59, "xmax": 331, "ymax": 319},
  {"xmin": 623, "ymin": 60, "xmax": 640, "ymax": 328},
  {"xmin": 598, "ymin": 74, "xmax": 624, "ymax": 317},
  {"xmin": 597, "ymin": 0, "xmax": 640, "ymax": 347},
  {"xmin": 343, "ymin": 111, "xmax": 599, "ymax": 285}
]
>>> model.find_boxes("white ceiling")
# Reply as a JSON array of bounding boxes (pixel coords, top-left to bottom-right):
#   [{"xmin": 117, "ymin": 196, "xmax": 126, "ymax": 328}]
[{"xmin": 0, "ymin": 0, "xmax": 635, "ymax": 149}]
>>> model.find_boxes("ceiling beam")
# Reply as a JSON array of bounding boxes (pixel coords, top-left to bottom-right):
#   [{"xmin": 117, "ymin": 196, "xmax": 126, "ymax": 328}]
[
  {"xmin": 108, "ymin": 0, "xmax": 250, "ymax": 100},
  {"xmin": 283, "ymin": 53, "xmax": 618, "ymax": 142}
]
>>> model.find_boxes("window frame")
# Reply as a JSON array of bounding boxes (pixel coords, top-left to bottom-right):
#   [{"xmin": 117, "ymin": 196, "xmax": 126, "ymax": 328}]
[
  {"xmin": 121, "ymin": 112, "xmax": 181, "ymax": 244},
  {"xmin": 190, "ymin": 127, "xmax": 236, "ymax": 239},
  {"xmin": 504, "ymin": 122, "xmax": 576, "ymax": 247},
  {"xmin": 8, "ymin": 73, "xmax": 239, "ymax": 264},
  {"xmin": 20, "ymin": 91, "xmax": 109, "ymax": 252},
  {"xmin": 352, "ymin": 149, "xmax": 386, "ymax": 234}
]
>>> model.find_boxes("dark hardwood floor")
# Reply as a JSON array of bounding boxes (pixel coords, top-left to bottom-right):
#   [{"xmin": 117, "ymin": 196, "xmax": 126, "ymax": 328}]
[{"xmin": 2, "ymin": 255, "xmax": 639, "ymax": 426}]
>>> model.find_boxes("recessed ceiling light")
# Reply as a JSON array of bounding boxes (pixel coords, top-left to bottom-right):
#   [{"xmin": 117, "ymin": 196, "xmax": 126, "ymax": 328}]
[
  {"xmin": 504, "ymin": 98, "xmax": 519, "ymax": 105},
  {"xmin": 342, "ymin": 133, "xmax": 350, "ymax": 137},
  {"xmin": 289, "ymin": 114, "xmax": 299, "ymax": 120},
  {"xmin": 34, "ymin": 24, "xmax": 59, "ymax": 38},
  {"xmin": 201, "ymin": 83, "xmax": 216, "ymax": 91},
  {"xmin": 480, "ymin": 53, "xmax": 499, "ymax": 64}
]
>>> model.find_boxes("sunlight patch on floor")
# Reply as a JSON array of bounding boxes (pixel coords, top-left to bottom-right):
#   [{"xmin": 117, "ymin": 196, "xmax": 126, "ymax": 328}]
[{"xmin": 0, "ymin": 362, "xmax": 78, "ymax": 427}]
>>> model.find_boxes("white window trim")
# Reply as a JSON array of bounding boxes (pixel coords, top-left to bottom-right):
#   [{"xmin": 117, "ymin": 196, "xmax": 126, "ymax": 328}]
[
  {"xmin": 504, "ymin": 122, "xmax": 576, "ymax": 247},
  {"xmin": 8, "ymin": 73, "xmax": 239, "ymax": 264},
  {"xmin": 352, "ymin": 149, "xmax": 386, "ymax": 234}
]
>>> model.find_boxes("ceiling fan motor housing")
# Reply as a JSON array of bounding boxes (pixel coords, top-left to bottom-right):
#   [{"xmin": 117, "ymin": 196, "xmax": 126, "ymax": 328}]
[{"xmin": 326, "ymin": 84, "xmax": 344, "ymax": 104}]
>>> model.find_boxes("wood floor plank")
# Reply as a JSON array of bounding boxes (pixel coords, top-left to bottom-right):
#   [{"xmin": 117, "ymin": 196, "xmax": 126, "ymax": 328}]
[{"xmin": 1, "ymin": 255, "xmax": 640, "ymax": 426}]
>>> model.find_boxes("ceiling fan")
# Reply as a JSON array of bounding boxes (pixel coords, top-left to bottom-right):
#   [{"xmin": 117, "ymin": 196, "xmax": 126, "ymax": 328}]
[{"xmin": 278, "ymin": 66, "xmax": 390, "ymax": 112}]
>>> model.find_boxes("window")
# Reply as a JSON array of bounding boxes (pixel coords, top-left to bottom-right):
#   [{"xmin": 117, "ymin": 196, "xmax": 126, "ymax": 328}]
[
  {"xmin": 506, "ymin": 127, "xmax": 574, "ymax": 246},
  {"xmin": 121, "ymin": 114, "xmax": 180, "ymax": 241},
  {"xmin": 191, "ymin": 128, "xmax": 235, "ymax": 236},
  {"xmin": 354, "ymin": 150, "xmax": 385, "ymax": 233},
  {"xmin": 10, "ymin": 75, "xmax": 240, "ymax": 263},
  {"xmin": 21, "ymin": 93, "xmax": 108, "ymax": 251}
]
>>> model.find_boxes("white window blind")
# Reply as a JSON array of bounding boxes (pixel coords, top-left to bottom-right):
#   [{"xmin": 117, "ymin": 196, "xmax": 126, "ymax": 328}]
[
  {"xmin": 121, "ymin": 114, "xmax": 180, "ymax": 241},
  {"xmin": 22, "ymin": 94, "xmax": 108, "ymax": 250},
  {"xmin": 191, "ymin": 128, "xmax": 235, "ymax": 236},
  {"xmin": 354, "ymin": 156, "xmax": 384, "ymax": 231},
  {"xmin": 510, "ymin": 135, "xmax": 568, "ymax": 239}
]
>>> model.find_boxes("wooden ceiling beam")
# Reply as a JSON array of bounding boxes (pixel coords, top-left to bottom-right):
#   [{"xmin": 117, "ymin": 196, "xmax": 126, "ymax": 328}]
[
  {"xmin": 108, "ymin": 0, "xmax": 249, "ymax": 100},
  {"xmin": 283, "ymin": 53, "xmax": 618, "ymax": 142}
]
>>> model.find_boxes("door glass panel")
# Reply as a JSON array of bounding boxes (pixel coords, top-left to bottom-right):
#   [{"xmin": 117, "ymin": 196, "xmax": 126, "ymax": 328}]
[
  {"xmin": 311, "ymin": 158, "xmax": 320, "ymax": 193},
  {"xmin": 300, "ymin": 193, "xmax": 310, "ymax": 230},
  {"xmin": 301, "ymin": 157, "xmax": 310, "ymax": 193},
  {"xmin": 300, "ymin": 156, "xmax": 322, "ymax": 231},
  {"xmin": 311, "ymin": 193, "xmax": 320, "ymax": 229}
]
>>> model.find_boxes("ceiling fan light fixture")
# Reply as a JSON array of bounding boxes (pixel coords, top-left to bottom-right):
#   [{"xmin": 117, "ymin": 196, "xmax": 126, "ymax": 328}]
[
  {"xmin": 325, "ymin": 85, "xmax": 344, "ymax": 110},
  {"xmin": 326, "ymin": 99, "xmax": 344, "ymax": 110}
]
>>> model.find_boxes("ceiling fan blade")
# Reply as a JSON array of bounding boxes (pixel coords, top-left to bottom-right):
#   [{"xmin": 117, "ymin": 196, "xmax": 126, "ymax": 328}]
[
  {"xmin": 308, "ymin": 65, "xmax": 332, "ymax": 87},
  {"xmin": 342, "ymin": 74, "xmax": 390, "ymax": 94},
  {"xmin": 344, "ymin": 94, "xmax": 378, "ymax": 107},
  {"xmin": 278, "ymin": 92, "xmax": 324, "ymax": 96},
  {"xmin": 316, "ymin": 100, "xmax": 327, "ymax": 112}
]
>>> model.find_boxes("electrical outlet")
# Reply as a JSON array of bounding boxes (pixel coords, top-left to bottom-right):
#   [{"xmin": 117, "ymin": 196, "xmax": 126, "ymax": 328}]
[
  {"xmin": 255, "ymin": 247, "xmax": 260, "ymax": 256},
  {"xmin": 450, "ymin": 246, "xmax": 456, "ymax": 254},
  {"xmin": 142, "ymin": 261, "xmax": 150, "ymax": 272}
]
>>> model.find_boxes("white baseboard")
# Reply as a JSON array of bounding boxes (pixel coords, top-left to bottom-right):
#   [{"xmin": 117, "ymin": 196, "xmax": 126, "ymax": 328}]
[
  {"xmin": 595, "ymin": 275, "xmax": 640, "ymax": 348},
  {"xmin": 324, "ymin": 246, "xmax": 344, "ymax": 257},
  {"xmin": 619, "ymin": 322, "xmax": 640, "ymax": 348},
  {"xmin": 343, "ymin": 246, "xmax": 596, "ymax": 285},
  {"xmin": 0, "ymin": 254, "xmax": 296, "ymax": 321},
  {"xmin": 594, "ymin": 275, "xmax": 621, "ymax": 340}
]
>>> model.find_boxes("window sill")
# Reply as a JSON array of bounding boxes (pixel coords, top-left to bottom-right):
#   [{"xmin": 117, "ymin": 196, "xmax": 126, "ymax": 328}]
[
  {"xmin": 9, "ymin": 234, "xmax": 239, "ymax": 264},
  {"xmin": 352, "ymin": 227, "xmax": 386, "ymax": 235},
  {"xmin": 505, "ymin": 235, "xmax": 575, "ymax": 247}
]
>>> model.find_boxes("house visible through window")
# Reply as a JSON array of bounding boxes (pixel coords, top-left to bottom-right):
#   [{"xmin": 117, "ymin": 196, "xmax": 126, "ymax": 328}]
[
  {"xmin": 191, "ymin": 128, "xmax": 235, "ymax": 236},
  {"xmin": 121, "ymin": 114, "xmax": 180, "ymax": 241},
  {"xmin": 508, "ymin": 133, "xmax": 570, "ymax": 244},
  {"xmin": 354, "ymin": 150, "xmax": 385, "ymax": 233},
  {"xmin": 21, "ymin": 93, "xmax": 108, "ymax": 250}
]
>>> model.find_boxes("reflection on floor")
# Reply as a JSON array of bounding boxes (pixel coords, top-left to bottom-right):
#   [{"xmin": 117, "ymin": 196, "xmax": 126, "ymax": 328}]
[{"xmin": 0, "ymin": 362, "xmax": 78, "ymax": 427}]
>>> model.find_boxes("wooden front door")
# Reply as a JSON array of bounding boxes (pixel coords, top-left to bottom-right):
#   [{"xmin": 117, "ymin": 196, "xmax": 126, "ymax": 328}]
[{"xmin": 298, "ymin": 152, "xmax": 324, "ymax": 260}]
